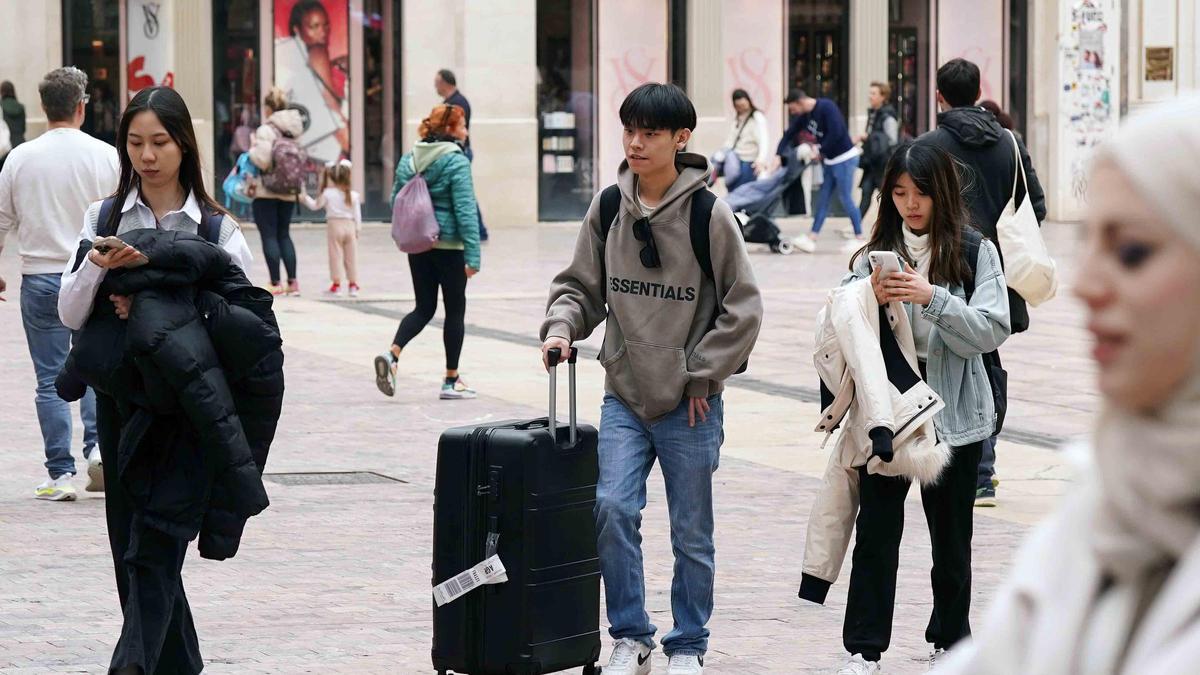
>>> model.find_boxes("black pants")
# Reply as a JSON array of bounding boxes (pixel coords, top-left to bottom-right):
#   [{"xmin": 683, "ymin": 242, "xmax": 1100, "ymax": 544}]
[
  {"xmin": 393, "ymin": 249, "xmax": 467, "ymax": 371},
  {"xmin": 252, "ymin": 198, "xmax": 297, "ymax": 285},
  {"xmin": 858, "ymin": 172, "xmax": 880, "ymax": 222},
  {"xmin": 97, "ymin": 394, "xmax": 203, "ymax": 675},
  {"xmin": 843, "ymin": 440, "xmax": 983, "ymax": 661}
]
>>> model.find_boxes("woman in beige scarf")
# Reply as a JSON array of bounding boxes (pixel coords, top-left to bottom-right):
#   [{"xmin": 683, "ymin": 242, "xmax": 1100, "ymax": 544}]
[{"xmin": 934, "ymin": 96, "xmax": 1200, "ymax": 674}]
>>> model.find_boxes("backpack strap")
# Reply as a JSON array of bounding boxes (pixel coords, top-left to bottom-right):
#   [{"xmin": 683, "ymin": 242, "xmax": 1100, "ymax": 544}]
[
  {"xmin": 961, "ymin": 227, "xmax": 983, "ymax": 303},
  {"xmin": 96, "ymin": 197, "xmax": 119, "ymax": 238},
  {"xmin": 198, "ymin": 205, "xmax": 224, "ymax": 245},
  {"xmin": 598, "ymin": 184, "xmax": 622, "ymax": 242},
  {"xmin": 689, "ymin": 188, "xmax": 716, "ymax": 281}
]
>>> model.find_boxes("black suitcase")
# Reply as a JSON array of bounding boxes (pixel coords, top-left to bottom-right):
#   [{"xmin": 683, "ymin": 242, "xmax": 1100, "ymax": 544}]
[{"xmin": 432, "ymin": 348, "xmax": 602, "ymax": 675}]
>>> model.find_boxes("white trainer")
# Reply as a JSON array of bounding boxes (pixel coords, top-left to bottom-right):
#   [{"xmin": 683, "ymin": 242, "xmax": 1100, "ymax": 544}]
[
  {"xmin": 85, "ymin": 448, "xmax": 104, "ymax": 492},
  {"xmin": 35, "ymin": 473, "xmax": 77, "ymax": 501},
  {"xmin": 837, "ymin": 653, "xmax": 881, "ymax": 675},
  {"xmin": 793, "ymin": 234, "xmax": 817, "ymax": 253},
  {"xmin": 603, "ymin": 638, "xmax": 653, "ymax": 675},
  {"xmin": 928, "ymin": 648, "xmax": 946, "ymax": 670},
  {"xmin": 666, "ymin": 653, "xmax": 703, "ymax": 674}
]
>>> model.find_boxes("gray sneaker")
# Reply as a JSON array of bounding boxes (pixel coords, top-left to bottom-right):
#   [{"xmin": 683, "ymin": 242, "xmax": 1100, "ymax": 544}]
[
  {"xmin": 374, "ymin": 353, "xmax": 397, "ymax": 397},
  {"xmin": 440, "ymin": 377, "xmax": 477, "ymax": 400},
  {"xmin": 85, "ymin": 449, "xmax": 104, "ymax": 492}
]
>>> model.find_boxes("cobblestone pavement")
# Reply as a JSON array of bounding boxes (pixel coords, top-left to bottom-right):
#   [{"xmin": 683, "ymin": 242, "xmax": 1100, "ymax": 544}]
[{"xmin": 0, "ymin": 216, "xmax": 1093, "ymax": 673}]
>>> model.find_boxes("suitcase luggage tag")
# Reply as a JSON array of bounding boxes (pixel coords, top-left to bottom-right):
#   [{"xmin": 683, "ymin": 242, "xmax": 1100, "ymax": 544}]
[{"xmin": 432, "ymin": 552, "xmax": 508, "ymax": 606}]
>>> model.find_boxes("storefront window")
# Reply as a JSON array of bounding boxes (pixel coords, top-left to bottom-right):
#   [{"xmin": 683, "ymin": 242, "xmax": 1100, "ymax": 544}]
[
  {"xmin": 361, "ymin": 0, "xmax": 401, "ymax": 220},
  {"xmin": 63, "ymin": 0, "xmax": 120, "ymax": 145},
  {"xmin": 536, "ymin": 0, "xmax": 596, "ymax": 222},
  {"xmin": 212, "ymin": 0, "xmax": 261, "ymax": 218},
  {"xmin": 888, "ymin": 0, "xmax": 930, "ymax": 139},
  {"xmin": 668, "ymin": 0, "xmax": 688, "ymax": 92},
  {"xmin": 787, "ymin": 0, "xmax": 849, "ymax": 116}
]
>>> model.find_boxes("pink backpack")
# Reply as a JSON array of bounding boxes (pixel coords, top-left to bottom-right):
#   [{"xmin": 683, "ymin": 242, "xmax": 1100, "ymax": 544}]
[
  {"xmin": 262, "ymin": 125, "xmax": 307, "ymax": 195},
  {"xmin": 390, "ymin": 157, "xmax": 440, "ymax": 254}
]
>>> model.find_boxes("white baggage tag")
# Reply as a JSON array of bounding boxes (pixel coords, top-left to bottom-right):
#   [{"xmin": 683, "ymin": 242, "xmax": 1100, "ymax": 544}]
[{"xmin": 432, "ymin": 555, "xmax": 508, "ymax": 607}]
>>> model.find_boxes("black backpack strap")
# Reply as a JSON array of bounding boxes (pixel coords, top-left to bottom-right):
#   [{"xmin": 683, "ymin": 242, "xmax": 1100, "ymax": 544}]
[
  {"xmin": 199, "ymin": 205, "xmax": 224, "ymax": 245},
  {"xmin": 598, "ymin": 184, "xmax": 621, "ymax": 242},
  {"xmin": 689, "ymin": 188, "xmax": 716, "ymax": 281},
  {"xmin": 95, "ymin": 197, "xmax": 118, "ymax": 238},
  {"xmin": 961, "ymin": 227, "xmax": 983, "ymax": 303}
]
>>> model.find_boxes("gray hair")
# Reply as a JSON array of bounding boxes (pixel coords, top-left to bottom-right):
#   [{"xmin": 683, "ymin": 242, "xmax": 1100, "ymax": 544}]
[{"xmin": 39, "ymin": 66, "xmax": 88, "ymax": 122}]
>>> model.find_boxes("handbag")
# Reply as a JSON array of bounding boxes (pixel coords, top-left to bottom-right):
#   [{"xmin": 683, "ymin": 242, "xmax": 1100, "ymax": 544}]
[
  {"xmin": 717, "ymin": 115, "xmax": 752, "ymax": 179},
  {"xmin": 996, "ymin": 129, "xmax": 1058, "ymax": 306}
]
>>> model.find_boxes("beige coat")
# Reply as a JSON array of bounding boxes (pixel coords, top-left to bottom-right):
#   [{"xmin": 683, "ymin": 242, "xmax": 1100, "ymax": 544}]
[
  {"xmin": 935, "ymin": 456, "xmax": 1200, "ymax": 674},
  {"xmin": 248, "ymin": 109, "xmax": 304, "ymax": 202},
  {"xmin": 802, "ymin": 279, "xmax": 951, "ymax": 594}
]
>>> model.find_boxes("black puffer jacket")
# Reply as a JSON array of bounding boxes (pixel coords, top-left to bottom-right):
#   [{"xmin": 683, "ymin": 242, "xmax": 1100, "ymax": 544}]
[
  {"xmin": 58, "ymin": 229, "xmax": 284, "ymax": 560},
  {"xmin": 920, "ymin": 106, "xmax": 1047, "ymax": 333}
]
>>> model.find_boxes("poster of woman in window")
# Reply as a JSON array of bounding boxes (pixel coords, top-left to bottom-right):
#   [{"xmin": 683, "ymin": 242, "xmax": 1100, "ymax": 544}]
[{"xmin": 274, "ymin": 0, "xmax": 350, "ymax": 164}]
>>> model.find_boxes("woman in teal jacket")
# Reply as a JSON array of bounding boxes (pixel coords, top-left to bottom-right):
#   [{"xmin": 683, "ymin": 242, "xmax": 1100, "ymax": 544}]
[{"xmin": 374, "ymin": 103, "xmax": 481, "ymax": 400}]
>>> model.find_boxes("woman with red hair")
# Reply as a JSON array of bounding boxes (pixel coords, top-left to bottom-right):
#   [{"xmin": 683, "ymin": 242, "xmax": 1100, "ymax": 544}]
[{"xmin": 374, "ymin": 104, "xmax": 481, "ymax": 400}]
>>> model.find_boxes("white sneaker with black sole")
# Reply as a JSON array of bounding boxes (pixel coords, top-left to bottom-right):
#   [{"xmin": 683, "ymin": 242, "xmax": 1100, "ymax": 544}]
[
  {"xmin": 603, "ymin": 638, "xmax": 653, "ymax": 675},
  {"xmin": 85, "ymin": 448, "xmax": 104, "ymax": 492},
  {"xmin": 928, "ymin": 648, "xmax": 945, "ymax": 671}
]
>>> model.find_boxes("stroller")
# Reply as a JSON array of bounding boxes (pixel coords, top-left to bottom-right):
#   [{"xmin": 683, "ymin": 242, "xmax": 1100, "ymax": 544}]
[{"xmin": 722, "ymin": 146, "xmax": 811, "ymax": 255}]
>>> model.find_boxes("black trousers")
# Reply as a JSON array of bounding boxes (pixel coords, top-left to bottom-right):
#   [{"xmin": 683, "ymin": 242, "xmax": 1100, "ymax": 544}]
[
  {"xmin": 843, "ymin": 439, "xmax": 983, "ymax": 661},
  {"xmin": 97, "ymin": 394, "xmax": 203, "ymax": 675},
  {"xmin": 252, "ymin": 198, "xmax": 297, "ymax": 284},
  {"xmin": 393, "ymin": 249, "xmax": 468, "ymax": 371}
]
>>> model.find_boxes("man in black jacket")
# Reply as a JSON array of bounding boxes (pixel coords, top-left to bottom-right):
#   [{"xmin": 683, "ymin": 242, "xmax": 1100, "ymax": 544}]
[{"xmin": 920, "ymin": 58, "xmax": 1046, "ymax": 507}]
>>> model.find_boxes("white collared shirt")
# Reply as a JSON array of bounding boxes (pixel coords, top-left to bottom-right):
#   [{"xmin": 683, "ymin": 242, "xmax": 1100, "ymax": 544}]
[{"xmin": 57, "ymin": 190, "xmax": 254, "ymax": 330}]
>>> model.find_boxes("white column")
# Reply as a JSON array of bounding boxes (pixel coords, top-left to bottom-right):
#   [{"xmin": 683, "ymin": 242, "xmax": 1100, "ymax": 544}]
[
  {"xmin": 0, "ymin": 2, "xmax": 63, "ymax": 138},
  {"xmin": 850, "ymin": 0, "xmax": 889, "ymax": 131},
  {"xmin": 172, "ymin": 0, "xmax": 216, "ymax": 193}
]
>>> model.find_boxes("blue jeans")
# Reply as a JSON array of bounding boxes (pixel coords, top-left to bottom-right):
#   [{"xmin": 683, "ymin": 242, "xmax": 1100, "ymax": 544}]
[
  {"xmin": 20, "ymin": 274, "xmax": 97, "ymax": 478},
  {"xmin": 595, "ymin": 393, "xmax": 724, "ymax": 657},
  {"xmin": 723, "ymin": 160, "xmax": 756, "ymax": 193},
  {"xmin": 977, "ymin": 434, "xmax": 997, "ymax": 488},
  {"xmin": 811, "ymin": 156, "xmax": 863, "ymax": 235}
]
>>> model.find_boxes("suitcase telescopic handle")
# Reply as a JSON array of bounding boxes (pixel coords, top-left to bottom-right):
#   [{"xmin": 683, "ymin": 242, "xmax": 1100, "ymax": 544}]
[{"xmin": 546, "ymin": 347, "xmax": 578, "ymax": 446}]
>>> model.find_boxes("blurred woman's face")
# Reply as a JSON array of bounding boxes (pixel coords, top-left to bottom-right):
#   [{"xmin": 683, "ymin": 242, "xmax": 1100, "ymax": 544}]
[
  {"xmin": 733, "ymin": 97, "xmax": 751, "ymax": 115},
  {"xmin": 297, "ymin": 9, "xmax": 329, "ymax": 46},
  {"xmin": 127, "ymin": 110, "xmax": 183, "ymax": 191},
  {"xmin": 1076, "ymin": 162, "xmax": 1200, "ymax": 412}
]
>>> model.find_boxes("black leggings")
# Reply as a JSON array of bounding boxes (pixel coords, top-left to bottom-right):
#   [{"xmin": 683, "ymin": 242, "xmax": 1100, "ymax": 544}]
[
  {"xmin": 393, "ymin": 249, "xmax": 467, "ymax": 371},
  {"xmin": 252, "ymin": 198, "xmax": 297, "ymax": 284}
]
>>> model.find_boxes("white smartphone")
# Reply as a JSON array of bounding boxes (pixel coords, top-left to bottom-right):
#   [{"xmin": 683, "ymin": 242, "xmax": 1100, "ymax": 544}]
[
  {"xmin": 92, "ymin": 236, "xmax": 129, "ymax": 255},
  {"xmin": 868, "ymin": 250, "xmax": 904, "ymax": 277}
]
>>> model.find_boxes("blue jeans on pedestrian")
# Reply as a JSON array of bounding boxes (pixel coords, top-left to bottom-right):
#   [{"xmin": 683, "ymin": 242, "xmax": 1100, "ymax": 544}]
[
  {"xmin": 723, "ymin": 160, "xmax": 756, "ymax": 193},
  {"xmin": 811, "ymin": 156, "xmax": 863, "ymax": 236},
  {"xmin": 977, "ymin": 434, "xmax": 997, "ymax": 489},
  {"xmin": 595, "ymin": 393, "xmax": 725, "ymax": 657},
  {"xmin": 20, "ymin": 273, "xmax": 97, "ymax": 479}
]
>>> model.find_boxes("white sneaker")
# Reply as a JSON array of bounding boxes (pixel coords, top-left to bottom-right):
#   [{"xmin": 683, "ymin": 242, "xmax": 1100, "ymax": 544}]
[
  {"xmin": 35, "ymin": 473, "xmax": 77, "ymax": 501},
  {"xmin": 793, "ymin": 234, "xmax": 817, "ymax": 253},
  {"xmin": 666, "ymin": 653, "xmax": 703, "ymax": 674},
  {"xmin": 837, "ymin": 654, "xmax": 881, "ymax": 675},
  {"xmin": 85, "ymin": 449, "xmax": 104, "ymax": 492},
  {"xmin": 603, "ymin": 638, "xmax": 653, "ymax": 675},
  {"xmin": 928, "ymin": 648, "xmax": 945, "ymax": 670}
]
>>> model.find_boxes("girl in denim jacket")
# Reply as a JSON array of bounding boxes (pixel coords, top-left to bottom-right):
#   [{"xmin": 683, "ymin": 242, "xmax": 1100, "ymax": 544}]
[{"xmin": 832, "ymin": 141, "xmax": 1010, "ymax": 675}]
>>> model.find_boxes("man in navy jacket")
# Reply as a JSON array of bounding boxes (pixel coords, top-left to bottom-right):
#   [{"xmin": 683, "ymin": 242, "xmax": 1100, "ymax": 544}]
[{"xmin": 776, "ymin": 90, "xmax": 863, "ymax": 253}]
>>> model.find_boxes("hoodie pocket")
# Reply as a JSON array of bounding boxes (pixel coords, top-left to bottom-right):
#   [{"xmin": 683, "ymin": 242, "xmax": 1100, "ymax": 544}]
[{"xmin": 604, "ymin": 340, "xmax": 689, "ymax": 419}]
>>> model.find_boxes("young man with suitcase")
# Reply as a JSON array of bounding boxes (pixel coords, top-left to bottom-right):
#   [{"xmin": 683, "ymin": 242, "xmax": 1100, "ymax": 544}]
[{"xmin": 540, "ymin": 83, "xmax": 763, "ymax": 675}]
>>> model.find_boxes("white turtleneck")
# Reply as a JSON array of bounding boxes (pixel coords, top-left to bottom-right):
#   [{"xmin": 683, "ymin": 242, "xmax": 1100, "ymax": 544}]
[{"xmin": 903, "ymin": 224, "xmax": 934, "ymax": 360}]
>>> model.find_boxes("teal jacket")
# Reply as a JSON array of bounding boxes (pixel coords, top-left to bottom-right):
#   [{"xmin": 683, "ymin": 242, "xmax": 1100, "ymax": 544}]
[{"xmin": 391, "ymin": 141, "xmax": 481, "ymax": 270}]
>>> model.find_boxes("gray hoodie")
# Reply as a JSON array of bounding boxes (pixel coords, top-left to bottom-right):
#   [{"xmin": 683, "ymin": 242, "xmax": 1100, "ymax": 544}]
[{"xmin": 541, "ymin": 153, "xmax": 763, "ymax": 422}]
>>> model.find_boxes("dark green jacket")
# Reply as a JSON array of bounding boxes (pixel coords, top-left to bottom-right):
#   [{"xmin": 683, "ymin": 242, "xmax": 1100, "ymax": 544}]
[
  {"xmin": 391, "ymin": 141, "xmax": 481, "ymax": 270},
  {"xmin": 2, "ymin": 97, "xmax": 26, "ymax": 146}
]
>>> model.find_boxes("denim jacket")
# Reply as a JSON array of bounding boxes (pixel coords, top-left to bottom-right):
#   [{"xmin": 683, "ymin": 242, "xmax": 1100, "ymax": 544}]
[{"xmin": 843, "ymin": 239, "xmax": 1011, "ymax": 447}]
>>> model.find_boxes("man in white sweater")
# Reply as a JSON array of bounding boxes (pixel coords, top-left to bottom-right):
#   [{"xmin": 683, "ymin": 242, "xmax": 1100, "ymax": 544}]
[{"xmin": 0, "ymin": 67, "xmax": 119, "ymax": 501}]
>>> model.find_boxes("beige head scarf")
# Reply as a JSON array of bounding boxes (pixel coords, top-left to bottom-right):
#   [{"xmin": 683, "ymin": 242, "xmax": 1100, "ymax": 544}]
[{"xmin": 1089, "ymin": 95, "xmax": 1200, "ymax": 581}]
